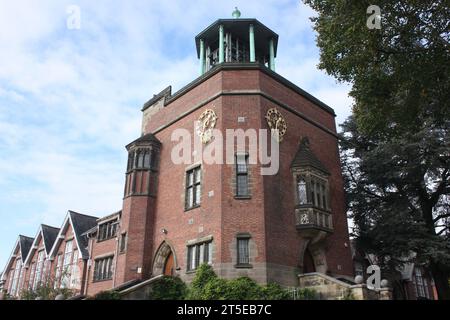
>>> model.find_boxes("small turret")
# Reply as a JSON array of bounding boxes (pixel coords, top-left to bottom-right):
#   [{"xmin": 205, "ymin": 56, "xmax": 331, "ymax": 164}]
[{"xmin": 196, "ymin": 9, "xmax": 278, "ymax": 75}]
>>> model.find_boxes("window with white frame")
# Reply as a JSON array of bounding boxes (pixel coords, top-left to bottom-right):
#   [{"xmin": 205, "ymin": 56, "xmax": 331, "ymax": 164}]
[
  {"xmin": 296, "ymin": 176, "xmax": 307, "ymax": 205},
  {"xmin": 97, "ymin": 219, "xmax": 118, "ymax": 242},
  {"xmin": 236, "ymin": 154, "xmax": 250, "ymax": 197},
  {"xmin": 18, "ymin": 263, "xmax": 25, "ymax": 293},
  {"xmin": 70, "ymin": 249, "xmax": 79, "ymax": 288},
  {"xmin": 93, "ymin": 256, "xmax": 114, "ymax": 281},
  {"xmin": 11, "ymin": 259, "xmax": 21, "ymax": 296},
  {"xmin": 310, "ymin": 177, "xmax": 328, "ymax": 210},
  {"xmin": 54, "ymin": 254, "xmax": 62, "ymax": 289},
  {"xmin": 413, "ymin": 267, "xmax": 430, "ymax": 299},
  {"xmin": 28, "ymin": 262, "xmax": 35, "ymax": 289},
  {"xmin": 187, "ymin": 241, "xmax": 212, "ymax": 272},
  {"xmin": 294, "ymin": 173, "xmax": 329, "ymax": 210},
  {"xmin": 61, "ymin": 240, "xmax": 73, "ymax": 288},
  {"xmin": 33, "ymin": 250, "xmax": 45, "ymax": 290},
  {"xmin": 185, "ymin": 166, "xmax": 201, "ymax": 209},
  {"xmin": 8, "ymin": 269, "xmax": 14, "ymax": 293}
]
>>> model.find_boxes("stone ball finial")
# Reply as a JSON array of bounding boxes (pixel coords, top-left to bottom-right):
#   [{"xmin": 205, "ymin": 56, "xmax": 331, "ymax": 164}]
[
  {"xmin": 232, "ymin": 7, "xmax": 241, "ymax": 19},
  {"xmin": 381, "ymin": 279, "xmax": 389, "ymax": 288},
  {"xmin": 55, "ymin": 294, "xmax": 65, "ymax": 300},
  {"xmin": 354, "ymin": 275, "xmax": 364, "ymax": 284}
]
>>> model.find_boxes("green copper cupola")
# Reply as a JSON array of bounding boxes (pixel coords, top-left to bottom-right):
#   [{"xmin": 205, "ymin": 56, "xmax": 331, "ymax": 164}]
[{"xmin": 195, "ymin": 10, "xmax": 279, "ymax": 75}]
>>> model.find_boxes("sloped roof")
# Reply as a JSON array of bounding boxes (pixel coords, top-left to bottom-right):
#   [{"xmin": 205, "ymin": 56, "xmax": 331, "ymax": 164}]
[
  {"xmin": 69, "ymin": 211, "xmax": 98, "ymax": 259},
  {"xmin": 24, "ymin": 225, "xmax": 60, "ymax": 265},
  {"xmin": 291, "ymin": 137, "xmax": 329, "ymax": 174},
  {"xmin": 1, "ymin": 235, "xmax": 34, "ymax": 280},
  {"xmin": 126, "ymin": 133, "xmax": 161, "ymax": 149},
  {"xmin": 19, "ymin": 235, "xmax": 34, "ymax": 260},
  {"xmin": 41, "ymin": 225, "xmax": 60, "ymax": 255}
]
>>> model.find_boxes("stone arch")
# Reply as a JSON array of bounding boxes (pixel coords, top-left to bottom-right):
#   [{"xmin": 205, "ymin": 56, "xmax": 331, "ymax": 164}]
[
  {"xmin": 152, "ymin": 240, "xmax": 178, "ymax": 276},
  {"xmin": 299, "ymin": 238, "xmax": 328, "ymax": 274}
]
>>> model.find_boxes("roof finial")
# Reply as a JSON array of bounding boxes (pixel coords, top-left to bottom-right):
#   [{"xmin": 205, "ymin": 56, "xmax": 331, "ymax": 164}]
[{"xmin": 232, "ymin": 7, "xmax": 241, "ymax": 19}]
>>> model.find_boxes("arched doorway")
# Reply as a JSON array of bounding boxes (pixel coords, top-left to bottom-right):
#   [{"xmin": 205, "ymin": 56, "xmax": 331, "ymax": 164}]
[
  {"xmin": 303, "ymin": 248, "xmax": 316, "ymax": 273},
  {"xmin": 163, "ymin": 252, "xmax": 174, "ymax": 276},
  {"xmin": 152, "ymin": 241, "xmax": 177, "ymax": 276}
]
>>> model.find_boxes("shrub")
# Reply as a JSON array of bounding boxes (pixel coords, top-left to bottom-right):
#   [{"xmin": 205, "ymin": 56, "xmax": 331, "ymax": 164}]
[
  {"xmin": 89, "ymin": 290, "xmax": 121, "ymax": 300},
  {"xmin": 297, "ymin": 288, "xmax": 318, "ymax": 300},
  {"xmin": 196, "ymin": 277, "xmax": 229, "ymax": 300},
  {"xmin": 150, "ymin": 276, "xmax": 187, "ymax": 300},
  {"xmin": 224, "ymin": 277, "xmax": 263, "ymax": 300},
  {"xmin": 20, "ymin": 285, "xmax": 75, "ymax": 300},
  {"xmin": 261, "ymin": 283, "xmax": 291, "ymax": 300},
  {"xmin": 187, "ymin": 263, "xmax": 219, "ymax": 299},
  {"xmin": 186, "ymin": 264, "xmax": 297, "ymax": 300}
]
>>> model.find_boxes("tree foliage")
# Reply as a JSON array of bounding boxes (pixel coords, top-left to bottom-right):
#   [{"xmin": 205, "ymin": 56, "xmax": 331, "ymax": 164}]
[
  {"xmin": 304, "ymin": 0, "xmax": 449, "ymax": 134},
  {"xmin": 150, "ymin": 276, "xmax": 187, "ymax": 300},
  {"xmin": 303, "ymin": 0, "xmax": 450, "ymax": 299}
]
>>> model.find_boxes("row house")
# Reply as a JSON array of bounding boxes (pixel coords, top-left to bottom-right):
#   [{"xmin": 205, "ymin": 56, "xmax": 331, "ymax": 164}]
[
  {"xmin": 22, "ymin": 225, "xmax": 60, "ymax": 292},
  {"xmin": 1, "ymin": 235, "xmax": 33, "ymax": 297}
]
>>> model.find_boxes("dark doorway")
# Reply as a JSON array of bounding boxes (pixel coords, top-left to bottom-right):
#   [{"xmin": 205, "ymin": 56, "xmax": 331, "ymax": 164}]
[{"xmin": 303, "ymin": 248, "xmax": 316, "ymax": 273}]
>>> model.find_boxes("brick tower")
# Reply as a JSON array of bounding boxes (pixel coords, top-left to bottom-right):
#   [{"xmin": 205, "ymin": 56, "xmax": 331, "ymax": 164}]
[{"xmin": 117, "ymin": 9, "xmax": 354, "ymax": 288}]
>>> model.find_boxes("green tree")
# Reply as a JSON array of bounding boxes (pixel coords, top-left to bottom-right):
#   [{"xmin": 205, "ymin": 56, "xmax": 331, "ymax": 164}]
[
  {"xmin": 150, "ymin": 276, "xmax": 187, "ymax": 300},
  {"xmin": 303, "ymin": 0, "xmax": 450, "ymax": 299}
]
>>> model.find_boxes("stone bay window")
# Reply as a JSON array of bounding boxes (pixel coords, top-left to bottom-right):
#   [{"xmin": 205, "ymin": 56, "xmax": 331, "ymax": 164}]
[
  {"xmin": 291, "ymin": 137, "xmax": 333, "ymax": 235},
  {"xmin": 124, "ymin": 133, "xmax": 161, "ymax": 197}
]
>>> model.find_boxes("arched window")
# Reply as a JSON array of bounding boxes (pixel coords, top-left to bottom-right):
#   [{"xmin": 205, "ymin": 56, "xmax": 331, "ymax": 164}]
[{"xmin": 297, "ymin": 177, "xmax": 307, "ymax": 205}]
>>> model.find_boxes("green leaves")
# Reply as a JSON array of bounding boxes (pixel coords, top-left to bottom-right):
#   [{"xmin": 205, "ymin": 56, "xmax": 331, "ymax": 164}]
[
  {"xmin": 304, "ymin": 0, "xmax": 450, "ymax": 134},
  {"xmin": 186, "ymin": 264, "xmax": 291, "ymax": 300}
]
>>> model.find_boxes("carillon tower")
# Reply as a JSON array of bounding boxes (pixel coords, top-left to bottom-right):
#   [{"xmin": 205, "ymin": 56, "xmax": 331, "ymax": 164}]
[{"xmin": 196, "ymin": 7, "xmax": 278, "ymax": 75}]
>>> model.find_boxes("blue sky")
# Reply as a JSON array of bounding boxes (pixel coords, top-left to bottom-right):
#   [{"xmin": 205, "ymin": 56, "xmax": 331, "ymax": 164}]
[{"xmin": 0, "ymin": 0, "xmax": 353, "ymax": 270}]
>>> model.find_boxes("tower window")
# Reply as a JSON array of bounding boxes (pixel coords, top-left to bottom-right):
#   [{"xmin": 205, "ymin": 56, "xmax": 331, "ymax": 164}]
[
  {"xmin": 297, "ymin": 177, "xmax": 307, "ymax": 205},
  {"xmin": 236, "ymin": 233, "xmax": 251, "ymax": 267},
  {"xmin": 187, "ymin": 241, "xmax": 212, "ymax": 272},
  {"xmin": 236, "ymin": 154, "xmax": 249, "ymax": 197},
  {"xmin": 185, "ymin": 166, "xmax": 201, "ymax": 210},
  {"xmin": 296, "ymin": 174, "xmax": 329, "ymax": 210},
  {"xmin": 413, "ymin": 268, "xmax": 430, "ymax": 299},
  {"xmin": 119, "ymin": 233, "xmax": 127, "ymax": 253}
]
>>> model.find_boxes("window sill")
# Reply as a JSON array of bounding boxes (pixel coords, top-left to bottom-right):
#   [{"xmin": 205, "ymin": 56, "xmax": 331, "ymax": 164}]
[
  {"xmin": 234, "ymin": 264, "xmax": 253, "ymax": 269},
  {"xmin": 234, "ymin": 195, "xmax": 251, "ymax": 200},
  {"xmin": 92, "ymin": 278, "xmax": 113, "ymax": 283},
  {"xmin": 185, "ymin": 205, "xmax": 201, "ymax": 212},
  {"xmin": 96, "ymin": 237, "xmax": 117, "ymax": 243},
  {"xmin": 295, "ymin": 204, "xmax": 331, "ymax": 212}
]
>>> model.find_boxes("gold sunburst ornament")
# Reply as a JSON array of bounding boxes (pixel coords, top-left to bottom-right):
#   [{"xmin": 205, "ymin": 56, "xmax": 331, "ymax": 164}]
[
  {"xmin": 196, "ymin": 109, "xmax": 218, "ymax": 144},
  {"xmin": 265, "ymin": 108, "xmax": 287, "ymax": 142}
]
